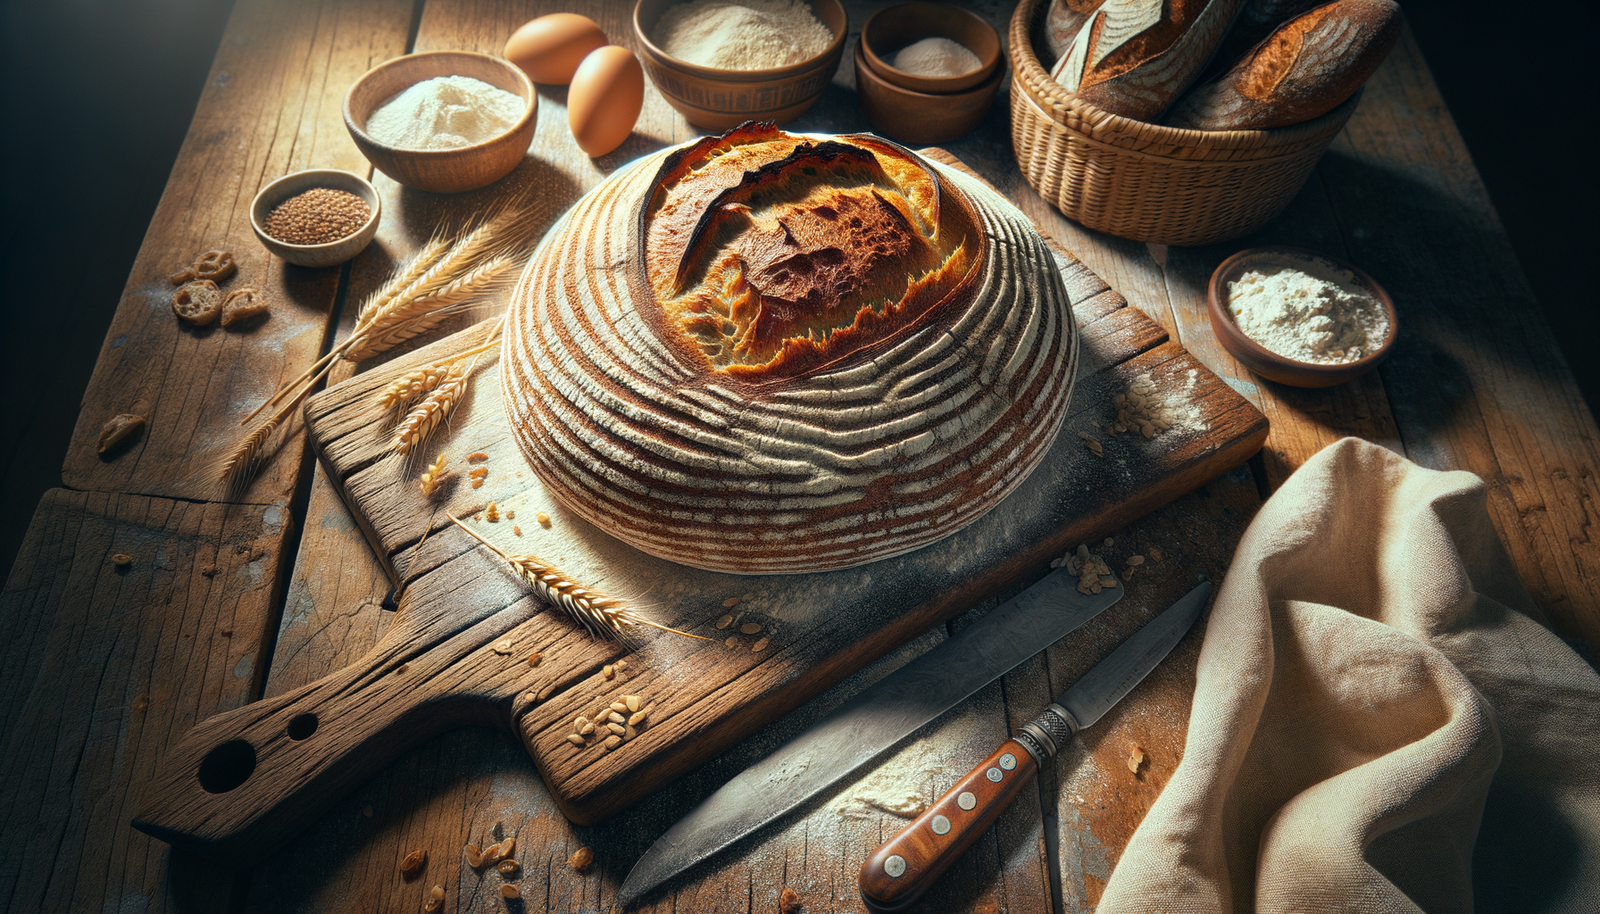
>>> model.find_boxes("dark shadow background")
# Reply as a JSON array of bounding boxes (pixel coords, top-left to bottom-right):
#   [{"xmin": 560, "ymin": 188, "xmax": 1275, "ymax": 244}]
[{"xmin": 2, "ymin": 0, "xmax": 1596, "ymax": 582}]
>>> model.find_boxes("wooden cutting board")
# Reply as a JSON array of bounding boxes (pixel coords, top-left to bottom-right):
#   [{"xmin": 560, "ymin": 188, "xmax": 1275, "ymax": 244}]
[{"xmin": 133, "ymin": 152, "xmax": 1266, "ymax": 866}]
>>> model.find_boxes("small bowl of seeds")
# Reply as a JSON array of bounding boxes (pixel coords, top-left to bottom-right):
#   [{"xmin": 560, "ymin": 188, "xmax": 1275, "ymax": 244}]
[{"xmin": 250, "ymin": 169, "xmax": 381, "ymax": 268}]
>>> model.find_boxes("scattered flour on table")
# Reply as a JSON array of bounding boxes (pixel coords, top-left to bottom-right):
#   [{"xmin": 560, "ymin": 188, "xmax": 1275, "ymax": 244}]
[
  {"xmin": 891, "ymin": 37, "xmax": 982, "ymax": 77},
  {"xmin": 365, "ymin": 75, "xmax": 525, "ymax": 150},
  {"xmin": 1226, "ymin": 255, "xmax": 1390, "ymax": 364},
  {"xmin": 653, "ymin": 0, "xmax": 833, "ymax": 70}
]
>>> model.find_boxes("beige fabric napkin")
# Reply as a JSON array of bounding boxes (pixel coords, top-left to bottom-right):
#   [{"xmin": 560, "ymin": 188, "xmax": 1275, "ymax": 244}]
[{"xmin": 1098, "ymin": 438, "xmax": 1600, "ymax": 913}]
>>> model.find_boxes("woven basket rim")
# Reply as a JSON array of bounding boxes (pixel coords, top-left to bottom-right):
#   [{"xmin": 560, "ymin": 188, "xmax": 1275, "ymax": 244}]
[{"xmin": 1009, "ymin": 0, "xmax": 1357, "ymax": 153}]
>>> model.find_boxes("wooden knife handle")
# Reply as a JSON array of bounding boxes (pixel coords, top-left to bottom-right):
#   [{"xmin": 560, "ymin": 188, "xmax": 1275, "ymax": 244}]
[{"xmin": 859, "ymin": 739, "xmax": 1040, "ymax": 913}]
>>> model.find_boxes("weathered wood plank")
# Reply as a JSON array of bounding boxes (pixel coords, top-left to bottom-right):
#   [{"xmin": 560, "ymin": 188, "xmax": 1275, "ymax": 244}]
[
  {"xmin": 1321, "ymin": 26, "xmax": 1600, "ymax": 650},
  {"xmin": 61, "ymin": 0, "xmax": 414, "ymax": 504},
  {"xmin": 0, "ymin": 489, "xmax": 293, "ymax": 913}
]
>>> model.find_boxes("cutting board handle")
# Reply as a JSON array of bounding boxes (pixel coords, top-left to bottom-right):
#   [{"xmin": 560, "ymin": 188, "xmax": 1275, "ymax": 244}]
[{"xmin": 132, "ymin": 646, "xmax": 497, "ymax": 866}]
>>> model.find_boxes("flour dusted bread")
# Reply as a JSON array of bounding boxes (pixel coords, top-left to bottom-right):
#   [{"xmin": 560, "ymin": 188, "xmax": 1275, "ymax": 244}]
[
  {"xmin": 1044, "ymin": 0, "xmax": 1107, "ymax": 60},
  {"xmin": 1049, "ymin": 0, "xmax": 1244, "ymax": 121},
  {"xmin": 1164, "ymin": 0, "xmax": 1400, "ymax": 130},
  {"xmin": 502, "ymin": 125, "xmax": 1078, "ymax": 574}
]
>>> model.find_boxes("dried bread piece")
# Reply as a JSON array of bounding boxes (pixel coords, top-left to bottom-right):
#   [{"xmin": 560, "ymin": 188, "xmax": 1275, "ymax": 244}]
[
  {"xmin": 172, "ymin": 279, "xmax": 223, "ymax": 325},
  {"xmin": 97, "ymin": 413, "xmax": 146, "ymax": 454},
  {"xmin": 195, "ymin": 249, "xmax": 237, "ymax": 283},
  {"xmin": 220, "ymin": 286, "xmax": 269, "ymax": 326},
  {"xmin": 1163, "ymin": 0, "xmax": 1400, "ymax": 130},
  {"xmin": 1050, "ymin": 0, "xmax": 1243, "ymax": 121},
  {"xmin": 504, "ymin": 125, "xmax": 1078, "ymax": 574}
]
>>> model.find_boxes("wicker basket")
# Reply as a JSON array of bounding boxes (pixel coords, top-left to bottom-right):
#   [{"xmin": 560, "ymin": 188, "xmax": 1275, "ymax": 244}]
[{"xmin": 1009, "ymin": 0, "xmax": 1360, "ymax": 246}]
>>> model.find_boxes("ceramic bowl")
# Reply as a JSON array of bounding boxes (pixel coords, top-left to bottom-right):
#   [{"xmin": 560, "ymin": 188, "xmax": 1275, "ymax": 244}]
[
  {"xmin": 250, "ymin": 169, "xmax": 381, "ymax": 268},
  {"xmin": 860, "ymin": 2, "xmax": 1001, "ymax": 93},
  {"xmin": 1207, "ymin": 246, "xmax": 1398, "ymax": 388},
  {"xmin": 633, "ymin": 0, "xmax": 847, "ymax": 130},
  {"xmin": 853, "ymin": 42, "xmax": 1004, "ymax": 146},
  {"xmin": 343, "ymin": 50, "xmax": 536, "ymax": 193}
]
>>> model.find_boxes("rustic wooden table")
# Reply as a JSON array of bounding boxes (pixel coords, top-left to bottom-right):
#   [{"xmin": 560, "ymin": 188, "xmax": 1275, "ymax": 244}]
[{"xmin": 2, "ymin": 2, "xmax": 1595, "ymax": 913}]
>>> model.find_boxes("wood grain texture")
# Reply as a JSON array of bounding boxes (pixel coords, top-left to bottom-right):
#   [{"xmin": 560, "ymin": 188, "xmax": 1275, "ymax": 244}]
[
  {"xmin": 0, "ymin": 489, "xmax": 291, "ymax": 913},
  {"xmin": 60, "ymin": 0, "xmax": 414, "ymax": 504},
  {"xmin": 276, "ymin": 148, "xmax": 1265, "ymax": 844}
]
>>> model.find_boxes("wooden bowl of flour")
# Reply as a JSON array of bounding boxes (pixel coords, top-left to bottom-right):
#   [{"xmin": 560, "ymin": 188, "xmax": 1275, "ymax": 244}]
[
  {"xmin": 1208, "ymin": 246, "xmax": 1397, "ymax": 388},
  {"xmin": 344, "ymin": 51, "xmax": 536, "ymax": 194},
  {"xmin": 632, "ymin": 0, "xmax": 847, "ymax": 129}
]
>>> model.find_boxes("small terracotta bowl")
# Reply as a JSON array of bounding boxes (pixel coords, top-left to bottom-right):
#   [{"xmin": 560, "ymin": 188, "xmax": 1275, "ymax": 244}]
[
  {"xmin": 343, "ymin": 50, "xmax": 536, "ymax": 194},
  {"xmin": 633, "ymin": 0, "xmax": 847, "ymax": 130},
  {"xmin": 1207, "ymin": 246, "xmax": 1398, "ymax": 388},
  {"xmin": 250, "ymin": 169, "xmax": 381, "ymax": 268},
  {"xmin": 860, "ymin": 2, "xmax": 1001, "ymax": 93},
  {"xmin": 854, "ymin": 43, "xmax": 1004, "ymax": 146}
]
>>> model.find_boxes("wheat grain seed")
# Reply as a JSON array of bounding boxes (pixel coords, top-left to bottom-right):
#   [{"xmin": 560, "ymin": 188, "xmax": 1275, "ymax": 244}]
[
  {"xmin": 569, "ymin": 846, "xmax": 594, "ymax": 870},
  {"xmin": 465, "ymin": 844, "xmax": 483, "ymax": 868},
  {"xmin": 536, "ymin": 512, "xmax": 551, "ymax": 527},
  {"xmin": 752, "ymin": 637, "xmax": 770, "ymax": 652},
  {"xmin": 573, "ymin": 716, "xmax": 588, "ymax": 730},
  {"xmin": 608, "ymin": 722, "xmax": 625, "ymax": 736},
  {"xmin": 604, "ymin": 735, "xmax": 622, "ymax": 750},
  {"xmin": 725, "ymin": 636, "xmax": 739, "ymax": 648},
  {"xmin": 112, "ymin": 554, "xmax": 132, "ymax": 567},
  {"xmin": 1127, "ymin": 555, "xmax": 1145, "ymax": 565},
  {"xmin": 739, "ymin": 623, "xmax": 761, "ymax": 635},
  {"xmin": 610, "ymin": 700, "xmax": 627, "ymax": 713},
  {"xmin": 628, "ymin": 710, "xmax": 647, "ymax": 726},
  {"xmin": 501, "ymin": 884, "xmax": 520, "ymax": 899},
  {"xmin": 715, "ymin": 614, "xmax": 733, "ymax": 629},
  {"xmin": 493, "ymin": 639, "xmax": 513, "ymax": 655},
  {"xmin": 625, "ymin": 695, "xmax": 641, "ymax": 712},
  {"xmin": 602, "ymin": 664, "xmax": 615, "ymax": 679},
  {"xmin": 566, "ymin": 733, "xmax": 585, "ymax": 746},
  {"xmin": 399, "ymin": 849, "xmax": 426, "ymax": 877},
  {"xmin": 615, "ymin": 659, "xmax": 628, "ymax": 671},
  {"xmin": 527, "ymin": 651, "xmax": 541, "ymax": 666},
  {"xmin": 722, "ymin": 597, "xmax": 740, "ymax": 608},
  {"xmin": 608, "ymin": 711, "xmax": 625, "ymax": 724},
  {"xmin": 498, "ymin": 858, "xmax": 520, "ymax": 877},
  {"xmin": 580, "ymin": 721, "xmax": 595, "ymax": 735}
]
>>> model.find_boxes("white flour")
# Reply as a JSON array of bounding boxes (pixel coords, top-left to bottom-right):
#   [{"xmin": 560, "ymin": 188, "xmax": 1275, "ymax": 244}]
[
  {"xmin": 1226, "ymin": 255, "xmax": 1390, "ymax": 365},
  {"xmin": 365, "ymin": 75, "xmax": 525, "ymax": 150},
  {"xmin": 654, "ymin": 0, "xmax": 832, "ymax": 70},
  {"xmin": 891, "ymin": 37, "xmax": 981, "ymax": 78}
]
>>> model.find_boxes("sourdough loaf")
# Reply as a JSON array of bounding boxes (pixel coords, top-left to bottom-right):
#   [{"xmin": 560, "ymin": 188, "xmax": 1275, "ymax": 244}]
[
  {"xmin": 502, "ymin": 126, "xmax": 1078, "ymax": 574},
  {"xmin": 1163, "ymin": 0, "xmax": 1400, "ymax": 130},
  {"xmin": 1049, "ymin": 0, "xmax": 1244, "ymax": 121}
]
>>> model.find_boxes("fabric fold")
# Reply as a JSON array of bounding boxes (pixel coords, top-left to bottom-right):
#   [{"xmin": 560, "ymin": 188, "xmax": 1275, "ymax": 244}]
[{"xmin": 1097, "ymin": 437, "xmax": 1599, "ymax": 913}]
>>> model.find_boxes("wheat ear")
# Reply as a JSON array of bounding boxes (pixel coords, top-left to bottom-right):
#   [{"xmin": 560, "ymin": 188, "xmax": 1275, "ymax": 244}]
[
  {"xmin": 356, "ymin": 237, "xmax": 450, "ymax": 327},
  {"xmin": 448, "ymin": 514, "xmax": 710, "ymax": 642},
  {"xmin": 218, "ymin": 384, "xmax": 312, "ymax": 496},
  {"xmin": 344, "ymin": 254, "xmax": 515, "ymax": 362}
]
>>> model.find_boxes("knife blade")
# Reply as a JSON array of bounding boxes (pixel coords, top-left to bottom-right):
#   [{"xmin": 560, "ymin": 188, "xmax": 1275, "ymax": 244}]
[
  {"xmin": 858, "ymin": 580, "xmax": 1211, "ymax": 913},
  {"xmin": 615, "ymin": 566, "xmax": 1127, "ymax": 909}
]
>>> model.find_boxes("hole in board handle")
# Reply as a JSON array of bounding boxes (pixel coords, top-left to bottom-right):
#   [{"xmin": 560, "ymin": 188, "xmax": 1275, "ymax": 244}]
[
  {"xmin": 287, "ymin": 712, "xmax": 319, "ymax": 741},
  {"xmin": 197, "ymin": 739, "xmax": 256, "ymax": 793}
]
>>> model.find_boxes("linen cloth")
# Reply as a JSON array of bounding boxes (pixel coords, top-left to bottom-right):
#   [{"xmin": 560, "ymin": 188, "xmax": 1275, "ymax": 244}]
[{"xmin": 1098, "ymin": 438, "xmax": 1600, "ymax": 913}]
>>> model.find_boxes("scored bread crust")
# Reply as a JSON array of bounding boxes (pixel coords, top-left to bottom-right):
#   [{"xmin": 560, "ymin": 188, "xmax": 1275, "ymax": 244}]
[
  {"xmin": 1163, "ymin": 0, "xmax": 1400, "ymax": 130},
  {"xmin": 1052, "ymin": 0, "xmax": 1244, "ymax": 121},
  {"xmin": 501, "ymin": 128, "xmax": 1078, "ymax": 575}
]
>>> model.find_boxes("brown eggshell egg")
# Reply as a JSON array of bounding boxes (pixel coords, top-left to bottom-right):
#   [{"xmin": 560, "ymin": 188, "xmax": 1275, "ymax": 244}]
[
  {"xmin": 504, "ymin": 13, "xmax": 607, "ymax": 85},
  {"xmin": 568, "ymin": 46, "xmax": 643, "ymax": 158}
]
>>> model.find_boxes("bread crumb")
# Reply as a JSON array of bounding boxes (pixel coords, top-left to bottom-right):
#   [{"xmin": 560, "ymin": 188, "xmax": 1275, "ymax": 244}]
[{"xmin": 1128, "ymin": 746, "xmax": 1145, "ymax": 774}]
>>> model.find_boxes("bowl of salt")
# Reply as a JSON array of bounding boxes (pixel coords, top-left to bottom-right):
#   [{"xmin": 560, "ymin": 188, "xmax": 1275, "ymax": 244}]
[
  {"xmin": 854, "ymin": 3, "xmax": 1004, "ymax": 145},
  {"xmin": 1207, "ymin": 246, "xmax": 1398, "ymax": 388}
]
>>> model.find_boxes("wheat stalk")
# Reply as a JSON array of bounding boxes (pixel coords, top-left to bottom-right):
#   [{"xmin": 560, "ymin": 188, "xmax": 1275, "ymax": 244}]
[
  {"xmin": 392, "ymin": 365, "xmax": 465, "ymax": 455},
  {"xmin": 419, "ymin": 453, "xmax": 451, "ymax": 497},
  {"xmin": 448, "ymin": 514, "xmax": 709, "ymax": 642},
  {"xmin": 344, "ymin": 254, "xmax": 515, "ymax": 362}
]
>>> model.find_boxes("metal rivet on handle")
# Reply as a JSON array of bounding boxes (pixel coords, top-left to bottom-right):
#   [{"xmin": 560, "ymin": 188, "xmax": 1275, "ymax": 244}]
[
  {"xmin": 986, "ymin": 767, "xmax": 1003, "ymax": 782},
  {"xmin": 884, "ymin": 855, "xmax": 906, "ymax": 878},
  {"xmin": 931, "ymin": 815, "xmax": 951, "ymax": 835},
  {"xmin": 957, "ymin": 791, "xmax": 976, "ymax": 810},
  {"xmin": 999, "ymin": 753, "xmax": 1016, "ymax": 770}
]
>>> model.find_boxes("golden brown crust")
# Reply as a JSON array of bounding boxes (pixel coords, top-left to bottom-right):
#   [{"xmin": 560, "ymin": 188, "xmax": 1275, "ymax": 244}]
[
  {"xmin": 1163, "ymin": 0, "xmax": 1400, "ymax": 130},
  {"xmin": 642, "ymin": 129, "xmax": 978, "ymax": 381}
]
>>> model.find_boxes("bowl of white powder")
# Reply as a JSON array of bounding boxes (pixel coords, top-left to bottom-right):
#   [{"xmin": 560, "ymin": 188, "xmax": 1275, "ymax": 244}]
[
  {"xmin": 344, "ymin": 51, "xmax": 536, "ymax": 194},
  {"xmin": 1208, "ymin": 247, "xmax": 1397, "ymax": 388},
  {"xmin": 633, "ymin": 0, "xmax": 847, "ymax": 130}
]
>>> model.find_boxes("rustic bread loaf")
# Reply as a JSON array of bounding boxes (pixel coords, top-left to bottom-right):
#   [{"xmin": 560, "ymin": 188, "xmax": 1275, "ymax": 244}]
[
  {"xmin": 502, "ymin": 126, "xmax": 1078, "ymax": 574},
  {"xmin": 1210, "ymin": 0, "xmax": 1327, "ymax": 75},
  {"xmin": 1044, "ymin": 0, "xmax": 1107, "ymax": 60},
  {"xmin": 1163, "ymin": 0, "xmax": 1400, "ymax": 130},
  {"xmin": 1049, "ymin": 0, "xmax": 1244, "ymax": 121}
]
